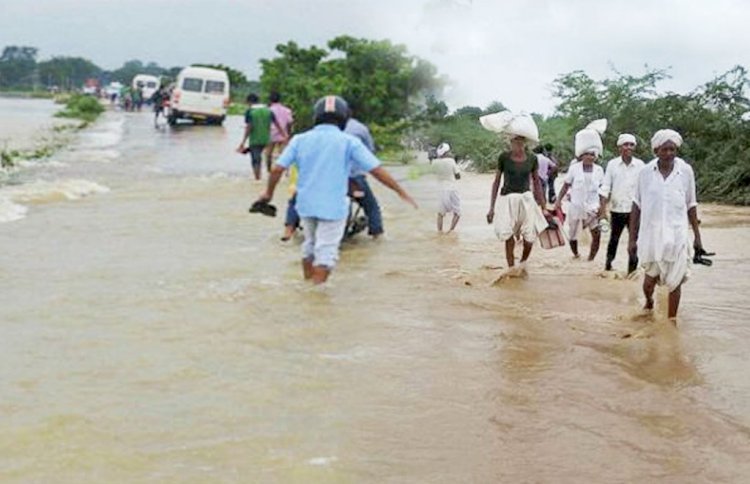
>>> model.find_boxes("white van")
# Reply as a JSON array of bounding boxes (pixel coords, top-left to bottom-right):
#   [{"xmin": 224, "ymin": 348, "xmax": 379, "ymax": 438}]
[
  {"xmin": 168, "ymin": 66, "xmax": 230, "ymax": 126},
  {"xmin": 132, "ymin": 74, "xmax": 160, "ymax": 101}
]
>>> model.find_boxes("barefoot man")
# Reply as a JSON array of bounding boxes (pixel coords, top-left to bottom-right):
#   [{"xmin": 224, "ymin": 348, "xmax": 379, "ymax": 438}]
[
  {"xmin": 628, "ymin": 129, "xmax": 704, "ymax": 321},
  {"xmin": 487, "ymin": 135, "xmax": 548, "ymax": 278}
]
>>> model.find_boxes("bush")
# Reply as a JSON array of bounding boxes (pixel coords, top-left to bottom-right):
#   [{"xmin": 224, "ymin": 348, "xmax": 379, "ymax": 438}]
[
  {"xmin": 54, "ymin": 94, "xmax": 104, "ymax": 123},
  {"xmin": 422, "ymin": 115, "xmax": 503, "ymax": 171}
]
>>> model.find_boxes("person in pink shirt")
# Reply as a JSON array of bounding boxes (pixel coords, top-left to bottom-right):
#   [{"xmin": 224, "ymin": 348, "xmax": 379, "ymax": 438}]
[{"xmin": 265, "ymin": 92, "xmax": 294, "ymax": 174}]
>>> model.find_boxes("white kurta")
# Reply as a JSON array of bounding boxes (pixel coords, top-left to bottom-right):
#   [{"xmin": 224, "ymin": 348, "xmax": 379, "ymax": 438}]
[{"xmin": 565, "ymin": 162, "xmax": 604, "ymax": 220}]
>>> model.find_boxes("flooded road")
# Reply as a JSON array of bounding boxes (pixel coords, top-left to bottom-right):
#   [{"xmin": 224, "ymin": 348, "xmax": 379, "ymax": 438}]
[{"xmin": 1, "ymin": 105, "xmax": 749, "ymax": 483}]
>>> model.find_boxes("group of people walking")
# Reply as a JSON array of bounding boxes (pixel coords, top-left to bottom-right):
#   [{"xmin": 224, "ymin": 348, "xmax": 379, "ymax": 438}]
[
  {"xmin": 480, "ymin": 124, "xmax": 704, "ymax": 321},
  {"xmin": 237, "ymin": 93, "xmax": 707, "ymax": 321}
]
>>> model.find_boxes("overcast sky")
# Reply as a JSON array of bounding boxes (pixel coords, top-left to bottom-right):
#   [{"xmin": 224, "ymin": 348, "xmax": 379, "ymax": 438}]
[{"xmin": 1, "ymin": 0, "xmax": 748, "ymax": 113}]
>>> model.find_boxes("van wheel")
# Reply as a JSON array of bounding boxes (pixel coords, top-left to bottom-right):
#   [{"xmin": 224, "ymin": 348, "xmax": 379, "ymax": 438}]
[
  {"xmin": 167, "ymin": 115, "xmax": 177, "ymax": 126},
  {"xmin": 216, "ymin": 116, "xmax": 225, "ymax": 126}
]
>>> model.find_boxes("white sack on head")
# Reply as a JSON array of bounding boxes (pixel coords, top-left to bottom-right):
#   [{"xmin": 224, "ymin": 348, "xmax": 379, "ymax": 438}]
[
  {"xmin": 651, "ymin": 129, "xmax": 683, "ymax": 150},
  {"xmin": 585, "ymin": 118, "xmax": 608, "ymax": 135},
  {"xmin": 617, "ymin": 133, "xmax": 636, "ymax": 146},
  {"xmin": 575, "ymin": 129, "xmax": 603, "ymax": 158},
  {"xmin": 436, "ymin": 142, "xmax": 451, "ymax": 157},
  {"xmin": 479, "ymin": 111, "xmax": 539, "ymax": 143}
]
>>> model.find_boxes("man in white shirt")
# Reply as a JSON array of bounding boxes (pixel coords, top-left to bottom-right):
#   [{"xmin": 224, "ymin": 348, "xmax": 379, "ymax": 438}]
[
  {"xmin": 628, "ymin": 129, "xmax": 704, "ymax": 321},
  {"xmin": 432, "ymin": 142, "xmax": 461, "ymax": 233},
  {"xmin": 599, "ymin": 134, "xmax": 645, "ymax": 273}
]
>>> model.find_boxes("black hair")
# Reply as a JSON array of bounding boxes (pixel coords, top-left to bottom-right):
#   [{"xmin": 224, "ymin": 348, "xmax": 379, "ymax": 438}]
[
  {"xmin": 246, "ymin": 93, "xmax": 259, "ymax": 103},
  {"xmin": 269, "ymin": 91, "xmax": 281, "ymax": 103},
  {"xmin": 532, "ymin": 145, "xmax": 544, "ymax": 154},
  {"xmin": 544, "ymin": 143, "xmax": 554, "ymax": 151}
]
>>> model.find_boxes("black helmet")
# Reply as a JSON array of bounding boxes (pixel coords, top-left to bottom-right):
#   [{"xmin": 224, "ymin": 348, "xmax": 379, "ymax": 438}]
[{"xmin": 313, "ymin": 95, "xmax": 349, "ymax": 129}]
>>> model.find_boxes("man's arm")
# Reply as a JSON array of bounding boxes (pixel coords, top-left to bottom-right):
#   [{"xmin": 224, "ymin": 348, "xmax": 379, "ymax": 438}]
[
  {"xmin": 236, "ymin": 122, "xmax": 251, "ymax": 152},
  {"xmin": 259, "ymin": 165, "xmax": 285, "ymax": 201},
  {"xmin": 686, "ymin": 169, "xmax": 702, "ymax": 251},
  {"xmin": 688, "ymin": 206, "xmax": 702, "ymax": 250},
  {"xmin": 628, "ymin": 202, "xmax": 640, "ymax": 258},
  {"xmin": 553, "ymin": 182, "xmax": 571, "ymax": 211},
  {"xmin": 487, "ymin": 169, "xmax": 502, "ymax": 224},
  {"xmin": 599, "ymin": 163, "xmax": 613, "ymax": 213},
  {"xmin": 369, "ymin": 166, "xmax": 417, "ymax": 208},
  {"xmin": 531, "ymin": 170, "xmax": 545, "ymax": 209},
  {"xmin": 270, "ymin": 111, "xmax": 288, "ymax": 140}
]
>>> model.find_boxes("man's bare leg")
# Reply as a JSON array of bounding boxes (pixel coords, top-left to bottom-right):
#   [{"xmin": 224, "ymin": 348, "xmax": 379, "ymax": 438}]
[
  {"xmin": 437, "ymin": 213, "xmax": 444, "ymax": 232},
  {"xmin": 588, "ymin": 229, "xmax": 601, "ymax": 261},
  {"xmin": 252, "ymin": 164, "xmax": 261, "ymax": 181},
  {"xmin": 643, "ymin": 274, "xmax": 657, "ymax": 311},
  {"xmin": 505, "ymin": 237, "xmax": 516, "ymax": 267},
  {"xmin": 668, "ymin": 285, "xmax": 682, "ymax": 320},
  {"xmin": 311, "ymin": 265, "xmax": 330, "ymax": 285},
  {"xmin": 302, "ymin": 258, "xmax": 314, "ymax": 280},
  {"xmin": 569, "ymin": 240, "xmax": 580, "ymax": 258},
  {"xmin": 265, "ymin": 143, "xmax": 277, "ymax": 174},
  {"xmin": 520, "ymin": 240, "xmax": 533, "ymax": 263},
  {"xmin": 447, "ymin": 214, "xmax": 460, "ymax": 232}
]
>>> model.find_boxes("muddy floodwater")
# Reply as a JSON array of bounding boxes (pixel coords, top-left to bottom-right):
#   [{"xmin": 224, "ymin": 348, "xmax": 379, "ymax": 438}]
[{"xmin": 1, "ymin": 103, "xmax": 749, "ymax": 483}]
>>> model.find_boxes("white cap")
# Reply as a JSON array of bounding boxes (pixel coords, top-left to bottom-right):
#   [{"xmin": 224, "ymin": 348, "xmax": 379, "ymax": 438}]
[
  {"xmin": 651, "ymin": 129, "xmax": 683, "ymax": 150},
  {"xmin": 436, "ymin": 142, "xmax": 451, "ymax": 157},
  {"xmin": 617, "ymin": 134, "xmax": 637, "ymax": 146}
]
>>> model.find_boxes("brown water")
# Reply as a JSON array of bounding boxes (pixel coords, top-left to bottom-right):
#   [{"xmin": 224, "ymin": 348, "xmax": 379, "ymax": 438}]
[{"xmin": 1, "ymin": 107, "xmax": 749, "ymax": 483}]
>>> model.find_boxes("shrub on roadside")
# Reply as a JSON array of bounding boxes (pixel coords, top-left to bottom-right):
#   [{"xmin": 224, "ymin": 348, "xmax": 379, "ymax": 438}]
[{"xmin": 55, "ymin": 94, "xmax": 104, "ymax": 123}]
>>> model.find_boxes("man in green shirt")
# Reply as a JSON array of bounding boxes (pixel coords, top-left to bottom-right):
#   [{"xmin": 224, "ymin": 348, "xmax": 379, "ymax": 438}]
[{"xmin": 236, "ymin": 93, "xmax": 287, "ymax": 180}]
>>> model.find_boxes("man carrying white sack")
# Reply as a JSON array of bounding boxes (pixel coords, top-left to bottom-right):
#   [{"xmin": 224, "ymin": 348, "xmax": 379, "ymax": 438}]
[
  {"xmin": 432, "ymin": 142, "xmax": 462, "ymax": 233},
  {"xmin": 628, "ymin": 129, "xmax": 704, "ymax": 322},
  {"xmin": 554, "ymin": 128, "xmax": 605, "ymax": 260},
  {"xmin": 483, "ymin": 111, "xmax": 549, "ymax": 278},
  {"xmin": 599, "ymin": 134, "xmax": 644, "ymax": 273}
]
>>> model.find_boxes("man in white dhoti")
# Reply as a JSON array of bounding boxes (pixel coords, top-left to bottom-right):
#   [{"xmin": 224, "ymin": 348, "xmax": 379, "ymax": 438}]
[
  {"xmin": 432, "ymin": 142, "xmax": 461, "ymax": 233},
  {"xmin": 487, "ymin": 135, "xmax": 549, "ymax": 276},
  {"xmin": 628, "ymin": 129, "xmax": 705, "ymax": 321}
]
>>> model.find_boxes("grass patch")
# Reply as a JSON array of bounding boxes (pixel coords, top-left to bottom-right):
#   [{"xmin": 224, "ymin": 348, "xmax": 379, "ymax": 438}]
[
  {"xmin": 54, "ymin": 94, "xmax": 104, "ymax": 123},
  {"xmin": 227, "ymin": 102, "xmax": 246, "ymax": 116}
]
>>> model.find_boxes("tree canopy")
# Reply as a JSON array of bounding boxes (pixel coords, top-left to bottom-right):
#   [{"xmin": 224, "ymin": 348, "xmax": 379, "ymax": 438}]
[{"xmin": 260, "ymin": 36, "xmax": 445, "ymax": 130}]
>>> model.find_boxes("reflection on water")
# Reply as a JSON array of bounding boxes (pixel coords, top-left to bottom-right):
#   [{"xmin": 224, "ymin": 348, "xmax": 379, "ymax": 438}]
[{"xmin": 0, "ymin": 104, "xmax": 749, "ymax": 482}]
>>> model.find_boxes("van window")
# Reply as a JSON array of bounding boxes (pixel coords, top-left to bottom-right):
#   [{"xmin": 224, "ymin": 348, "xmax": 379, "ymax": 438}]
[
  {"xmin": 205, "ymin": 80, "xmax": 226, "ymax": 94},
  {"xmin": 146, "ymin": 81, "xmax": 157, "ymax": 88},
  {"xmin": 182, "ymin": 78, "xmax": 203, "ymax": 92}
]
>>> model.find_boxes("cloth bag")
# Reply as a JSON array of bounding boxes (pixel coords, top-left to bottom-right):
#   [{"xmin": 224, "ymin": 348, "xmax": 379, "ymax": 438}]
[{"xmin": 480, "ymin": 111, "xmax": 539, "ymax": 143}]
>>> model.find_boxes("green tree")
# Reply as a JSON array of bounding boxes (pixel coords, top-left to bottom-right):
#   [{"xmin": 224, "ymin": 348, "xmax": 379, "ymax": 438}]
[
  {"xmin": 109, "ymin": 59, "xmax": 171, "ymax": 85},
  {"xmin": 259, "ymin": 37, "xmax": 444, "ymax": 131},
  {"xmin": 0, "ymin": 45, "xmax": 38, "ymax": 88},
  {"xmin": 550, "ymin": 65, "xmax": 750, "ymax": 203},
  {"xmin": 37, "ymin": 56, "xmax": 101, "ymax": 89}
]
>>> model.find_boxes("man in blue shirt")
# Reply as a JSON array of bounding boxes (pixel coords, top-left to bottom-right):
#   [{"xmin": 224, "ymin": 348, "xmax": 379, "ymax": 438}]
[
  {"xmin": 345, "ymin": 106, "xmax": 384, "ymax": 238},
  {"xmin": 256, "ymin": 95, "xmax": 417, "ymax": 284}
]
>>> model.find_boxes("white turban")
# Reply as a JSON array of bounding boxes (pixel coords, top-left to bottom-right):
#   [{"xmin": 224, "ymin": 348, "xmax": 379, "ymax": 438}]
[
  {"xmin": 436, "ymin": 142, "xmax": 451, "ymax": 157},
  {"xmin": 651, "ymin": 129, "xmax": 683, "ymax": 150},
  {"xmin": 617, "ymin": 134, "xmax": 637, "ymax": 146},
  {"xmin": 585, "ymin": 118, "xmax": 608, "ymax": 135},
  {"xmin": 575, "ymin": 128, "xmax": 603, "ymax": 158}
]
